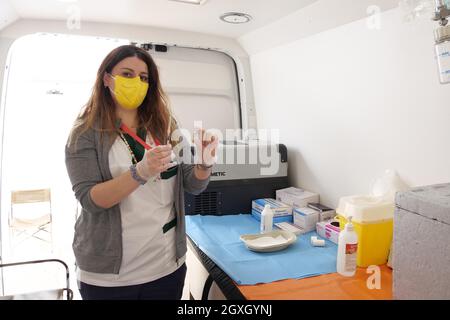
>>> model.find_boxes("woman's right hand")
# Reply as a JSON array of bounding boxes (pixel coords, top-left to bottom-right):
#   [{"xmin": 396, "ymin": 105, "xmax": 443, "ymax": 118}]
[{"xmin": 136, "ymin": 145, "xmax": 173, "ymax": 180}]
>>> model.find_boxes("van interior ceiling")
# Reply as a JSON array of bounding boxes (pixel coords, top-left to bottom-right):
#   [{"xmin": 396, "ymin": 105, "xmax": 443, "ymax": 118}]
[{"xmin": 0, "ymin": 0, "xmax": 449, "ymax": 303}]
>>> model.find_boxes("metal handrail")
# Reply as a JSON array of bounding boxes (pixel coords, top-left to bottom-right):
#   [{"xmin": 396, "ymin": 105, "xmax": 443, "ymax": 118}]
[{"xmin": 0, "ymin": 258, "xmax": 73, "ymax": 300}]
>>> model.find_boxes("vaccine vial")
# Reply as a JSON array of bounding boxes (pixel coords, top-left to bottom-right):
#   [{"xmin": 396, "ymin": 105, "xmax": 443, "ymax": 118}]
[{"xmin": 435, "ymin": 25, "xmax": 450, "ymax": 84}]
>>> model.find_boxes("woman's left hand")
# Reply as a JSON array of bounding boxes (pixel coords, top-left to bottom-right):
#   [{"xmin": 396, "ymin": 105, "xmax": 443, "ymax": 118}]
[{"xmin": 194, "ymin": 128, "xmax": 219, "ymax": 166}]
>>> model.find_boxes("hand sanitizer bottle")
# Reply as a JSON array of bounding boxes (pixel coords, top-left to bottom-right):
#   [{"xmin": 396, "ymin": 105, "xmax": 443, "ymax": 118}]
[
  {"xmin": 260, "ymin": 204, "xmax": 274, "ymax": 234},
  {"xmin": 337, "ymin": 216, "xmax": 358, "ymax": 277}
]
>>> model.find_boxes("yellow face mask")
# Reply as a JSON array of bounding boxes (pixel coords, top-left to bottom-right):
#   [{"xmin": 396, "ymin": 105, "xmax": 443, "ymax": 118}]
[{"xmin": 109, "ymin": 74, "xmax": 149, "ymax": 110}]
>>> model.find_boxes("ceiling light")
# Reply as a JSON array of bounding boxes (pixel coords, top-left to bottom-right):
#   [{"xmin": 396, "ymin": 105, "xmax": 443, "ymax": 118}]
[
  {"xmin": 220, "ymin": 12, "xmax": 252, "ymax": 24},
  {"xmin": 168, "ymin": 0, "xmax": 208, "ymax": 5}
]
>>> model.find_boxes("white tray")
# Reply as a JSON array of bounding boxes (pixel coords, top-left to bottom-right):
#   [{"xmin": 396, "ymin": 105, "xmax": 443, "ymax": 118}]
[{"xmin": 240, "ymin": 230, "xmax": 297, "ymax": 253}]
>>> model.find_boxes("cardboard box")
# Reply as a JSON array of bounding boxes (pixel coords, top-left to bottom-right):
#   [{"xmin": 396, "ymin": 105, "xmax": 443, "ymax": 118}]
[
  {"xmin": 251, "ymin": 209, "xmax": 293, "ymax": 225},
  {"xmin": 316, "ymin": 220, "xmax": 340, "ymax": 244},
  {"xmin": 274, "ymin": 222, "xmax": 304, "ymax": 235},
  {"xmin": 276, "ymin": 187, "xmax": 319, "ymax": 208},
  {"xmin": 293, "ymin": 207, "xmax": 319, "ymax": 233},
  {"xmin": 251, "ymin": 198, "xmax": 292, "ymax": 217},
  {"xmin": 307, "ymin": 203, "xmax": 336, "ymax": 221}
]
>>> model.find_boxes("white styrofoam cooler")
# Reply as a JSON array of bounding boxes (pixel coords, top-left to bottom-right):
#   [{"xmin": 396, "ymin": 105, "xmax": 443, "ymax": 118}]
[{"xmin": 393, "ymin": 183, "xmax": 450, "ymax": 300}]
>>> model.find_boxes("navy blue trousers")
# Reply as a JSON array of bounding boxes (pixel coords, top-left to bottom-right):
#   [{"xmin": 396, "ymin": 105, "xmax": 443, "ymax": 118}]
[{"xmin": 79, "ymin": 264, "xmax": 187, "ymax": 300}]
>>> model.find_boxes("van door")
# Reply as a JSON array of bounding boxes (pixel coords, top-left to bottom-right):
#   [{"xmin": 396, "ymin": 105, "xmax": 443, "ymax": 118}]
[{"xmin": 135, "ymin": 43, "xmax": 242, "ymax": 134}]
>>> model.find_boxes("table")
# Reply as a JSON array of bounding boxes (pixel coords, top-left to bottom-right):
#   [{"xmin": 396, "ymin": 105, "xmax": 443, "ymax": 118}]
[
  {"xmin": 186, "ymin": 214, "xmax": 393, "ymax": 300},
  {"xmin": 237, "ymin": 265, "xmax": 392, "ymax": 300}
]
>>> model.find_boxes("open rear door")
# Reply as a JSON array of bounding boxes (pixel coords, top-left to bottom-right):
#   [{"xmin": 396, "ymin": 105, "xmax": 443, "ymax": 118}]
[{"xmin": 136, "ymin": 43, "xmax": 242, "ymax": 134}]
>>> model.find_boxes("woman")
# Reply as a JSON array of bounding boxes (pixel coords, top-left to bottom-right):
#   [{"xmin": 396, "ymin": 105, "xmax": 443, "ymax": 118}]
[{"xmin": 65, "ymin": 45, "xmax": 218, "ymax": 300}]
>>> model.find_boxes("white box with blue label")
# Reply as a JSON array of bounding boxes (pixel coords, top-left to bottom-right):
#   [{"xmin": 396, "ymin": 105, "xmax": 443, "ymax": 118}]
[
  {"xmin": 251, "ymin": 198, "xmax": 293, "ymax": 224},
  {"xmin": 293, "ymin": 207, "xmax": 319, "ymax": 233},
  {"xmin": 252, "ymin": 198, "xmax": 292, "ymax": 217}
]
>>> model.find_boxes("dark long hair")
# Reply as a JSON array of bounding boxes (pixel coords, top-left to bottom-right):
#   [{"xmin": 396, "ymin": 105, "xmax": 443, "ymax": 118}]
[{"xmin": 70, "ymin": 44, "xmax": 175, "ymax": 146}]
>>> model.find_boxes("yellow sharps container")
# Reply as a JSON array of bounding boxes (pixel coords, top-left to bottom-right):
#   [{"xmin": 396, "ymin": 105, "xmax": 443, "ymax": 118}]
[{"xmin": 336, "ymin": 195, "xmax": 394, "ymax": 267}]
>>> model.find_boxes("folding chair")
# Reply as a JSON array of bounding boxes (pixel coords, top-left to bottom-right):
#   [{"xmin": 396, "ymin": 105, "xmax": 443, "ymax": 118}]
[{"xmin": 9, "ymin": 189, "xmax": 53, "ymax": 251}]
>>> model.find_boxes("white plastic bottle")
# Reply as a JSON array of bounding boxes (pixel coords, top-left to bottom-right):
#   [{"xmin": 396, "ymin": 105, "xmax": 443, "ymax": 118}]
[
  {"xmin": 337, "ymin": 216, "xmax": 358, "ymax": 277},
  {"xmin": 260, "ymin": 204, "xmax": 274, "ymax": 234}
]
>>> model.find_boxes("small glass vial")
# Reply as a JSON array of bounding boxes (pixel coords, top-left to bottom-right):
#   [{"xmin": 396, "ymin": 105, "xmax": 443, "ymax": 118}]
[{"xmin": 435, "ymin": 25, "xmax": 450, "ymax": 84}]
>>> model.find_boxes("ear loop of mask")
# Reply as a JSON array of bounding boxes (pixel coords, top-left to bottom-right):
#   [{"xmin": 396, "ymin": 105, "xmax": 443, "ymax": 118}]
[{"xmin": 105, "ymin": 73, "xmax": 114, "ymax": 91}]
